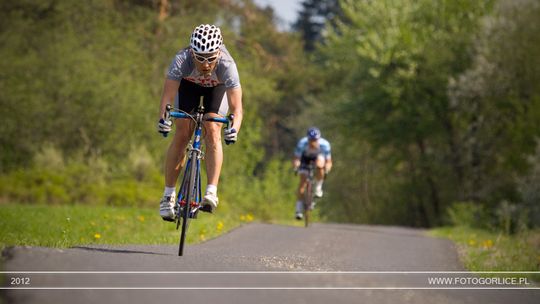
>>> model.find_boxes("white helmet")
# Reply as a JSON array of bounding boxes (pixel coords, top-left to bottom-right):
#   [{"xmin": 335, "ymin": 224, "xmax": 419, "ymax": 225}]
[{"xmin": 190, "ymin": 24, "xmax": 223, "ymax": 54}]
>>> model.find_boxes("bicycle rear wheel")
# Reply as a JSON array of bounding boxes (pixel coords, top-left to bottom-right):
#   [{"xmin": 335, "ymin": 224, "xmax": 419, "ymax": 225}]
[{"xmin": 178, "ymin": 153, "xmax": 198, "ymax": 256}]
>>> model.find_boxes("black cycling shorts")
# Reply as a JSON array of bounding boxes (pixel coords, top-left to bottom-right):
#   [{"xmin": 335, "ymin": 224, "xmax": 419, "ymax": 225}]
[
  {"xmin": 175, "ymin": 78, "xmax": 228, "ymax": 115},
  {"xmin": 299, "ymin": 153, "xmax": 321, "ymax": 171}
]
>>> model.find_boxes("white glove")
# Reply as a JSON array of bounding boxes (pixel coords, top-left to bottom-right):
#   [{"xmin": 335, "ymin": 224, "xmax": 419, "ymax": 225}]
[
  {"xmin": 224, "ymin": 128, "xmax": 237, "ymax": 144},
  {"xmin": 157, "ymin": 118, "xmax": 172, "ymax": 135}
]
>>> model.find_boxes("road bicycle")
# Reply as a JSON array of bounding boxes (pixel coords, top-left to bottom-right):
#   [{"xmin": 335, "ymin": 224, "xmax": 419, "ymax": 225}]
[
  {"xmin": 298, "ymin": 161, "xmax": 316, "ymax": 228},
  {"xmin": 163, "ymin": 98, "xmax": 233, "ymax": 256}
]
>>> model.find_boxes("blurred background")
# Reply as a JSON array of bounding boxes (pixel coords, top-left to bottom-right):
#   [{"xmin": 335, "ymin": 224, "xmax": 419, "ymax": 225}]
[{"xmin": 1, "ymin": 0, "xmax": 539, "ymax": 235}]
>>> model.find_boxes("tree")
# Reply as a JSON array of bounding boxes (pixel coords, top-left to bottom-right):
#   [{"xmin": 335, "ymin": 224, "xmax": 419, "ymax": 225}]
[
  {"xmin": 310, "ymin": 0, "xmax": 493, "ymax": 226},
  {"xmin": 449, "ymin": 0, "xmax": 540, "ymax": 209},
  {"xmin": 293, "ymin": 0, "xmax": 341, "ymax": 51}
]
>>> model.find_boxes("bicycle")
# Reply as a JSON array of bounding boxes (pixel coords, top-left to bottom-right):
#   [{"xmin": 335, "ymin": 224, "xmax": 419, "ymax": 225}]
[
  {"xmin": 162, "ymin": 98, "xmax": 233, "ymax": 256},
  {"xmin": 297, "ymin": 161, "xmax": 316, "ymax": 228}
]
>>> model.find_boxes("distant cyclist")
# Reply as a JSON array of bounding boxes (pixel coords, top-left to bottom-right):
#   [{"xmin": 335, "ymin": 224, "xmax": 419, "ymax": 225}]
[
  {"xmin": 292, "ymin": 127, "xmax": 332, "ymax": 220},
  {"xmin": 157, "ymin": 24, "xmax": 243, "ymax": 221}
]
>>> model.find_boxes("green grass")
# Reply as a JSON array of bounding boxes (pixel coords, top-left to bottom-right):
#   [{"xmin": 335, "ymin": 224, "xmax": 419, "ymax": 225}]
[
  {"xmin": 430, "ymin": 226, "xmax": 540, "ymax": 281},
  {"xmin": 0, "ymin": 203, "xmax": 256, "ymax": 250}
]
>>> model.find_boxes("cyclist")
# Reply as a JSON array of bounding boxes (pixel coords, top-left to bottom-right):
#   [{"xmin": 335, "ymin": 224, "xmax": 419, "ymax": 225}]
[
  {"xmin": 157, "ymin": 24, "xmax": 243, "ymax": 221},
  {"xmin": 292, "ymin": 127, "xmax": 332, "ymax": 220}
]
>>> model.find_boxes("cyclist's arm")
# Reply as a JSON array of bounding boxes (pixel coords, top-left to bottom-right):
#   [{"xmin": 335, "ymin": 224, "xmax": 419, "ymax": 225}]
[
  {"xmin": 159, "ymin": 79, "xmax": 180, "ymax": 120},
  {"xmin": 321, "ymin": 139, "xmax": 332, "ymax": 173},
  {"xmin": 324, "ymin": 156, "xmax": 333, "ymax": 173},
  {"xmin": 293, "ymin": 156, "xmax": 301, "ymax": 170},
  {"xmin": 293, "ymin": 139, "xmax": 305, "ymax": 170},
  {"xmin": 226, "ymin": 87, "xmax": 243, "ymax": 132}
]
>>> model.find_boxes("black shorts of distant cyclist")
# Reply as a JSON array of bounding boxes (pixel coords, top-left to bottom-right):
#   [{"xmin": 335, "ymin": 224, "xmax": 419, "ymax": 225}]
[
  {"xmin": 174, "ymin": 78, "xmax": 228, "ymax": 115},
  {"xmin": 299, "ymin": 153, "xmax": 325, "ymax": 174}
]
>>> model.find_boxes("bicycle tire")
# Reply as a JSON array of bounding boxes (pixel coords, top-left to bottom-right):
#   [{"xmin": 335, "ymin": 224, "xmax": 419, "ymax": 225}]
[
  {"xmin": 304, "ymin": 181, "xmax": 312, "ymax": 228},
  {"xmin": 176, "ymin": 162, "xmax": 191, "ymax": 230},
  {"xmin": 178, "ymin": 152, "xmax": 199, "ymax": 256}
]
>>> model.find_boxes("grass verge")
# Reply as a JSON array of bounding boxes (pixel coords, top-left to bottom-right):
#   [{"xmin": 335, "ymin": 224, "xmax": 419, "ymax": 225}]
[
  {"xmin": 0, "ymin": 203, "xmax": 256, "ymax": 250},
  {"xmin": 429, "ymin": 226, "xmax": 540, "ymax": 281}
]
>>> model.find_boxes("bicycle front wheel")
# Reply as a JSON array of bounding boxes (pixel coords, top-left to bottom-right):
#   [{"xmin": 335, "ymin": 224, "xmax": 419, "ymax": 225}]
[
  {"xmin": 178, "ymin": 154, "xmax": 199, "ymax": 256},
  {"xmin": 304, "ymin": 181, "xmax": 312, "ymax": 228}
]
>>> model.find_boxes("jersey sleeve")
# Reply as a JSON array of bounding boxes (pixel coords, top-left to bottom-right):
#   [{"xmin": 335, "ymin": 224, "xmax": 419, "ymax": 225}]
[
  {"xmin": 219, "ymin": 62, "xmax": 241, "ymax": 89},
  {"xmin": 294, "ymin": 137, "xmax": 307, "ymax": 158},
  {"xmin": 216, "ymin": 46, "xmax": 241, "ymax": 89},
  {"xmin": 320, "ymin": 138, "xmax": 332, "ymax": 159},
  {"xmin": 166, "ymin": 49, "xmax": 192, "ymax": 81}
]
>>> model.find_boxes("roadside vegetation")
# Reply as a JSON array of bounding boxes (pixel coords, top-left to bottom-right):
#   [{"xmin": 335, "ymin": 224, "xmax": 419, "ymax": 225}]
[
  {"xmin": 0, "ymin": 204, "xmax": 255, "ymax": 250},
  {"xmin": 430, "ymin": 226, "xmax": 540, "ymax": 281}
]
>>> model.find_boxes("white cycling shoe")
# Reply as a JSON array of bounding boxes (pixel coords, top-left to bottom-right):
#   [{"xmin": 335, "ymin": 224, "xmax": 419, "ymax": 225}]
[
  {"xmin": 314, "ymin": 185, "xmax": 324, "ymax": 198},
  {"xmin": 159, "ymin": 195, "xmax": 176, "ymax": 221},
  {"xmin": 201, "ymin": 193, "xmax": 219, "ymax": 213}
]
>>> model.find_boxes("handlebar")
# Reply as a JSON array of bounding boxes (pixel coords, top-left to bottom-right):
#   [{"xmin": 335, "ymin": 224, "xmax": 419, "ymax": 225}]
[{"xmin": 162, "ymin": 104, "xmax": 235, "ymax": 145}]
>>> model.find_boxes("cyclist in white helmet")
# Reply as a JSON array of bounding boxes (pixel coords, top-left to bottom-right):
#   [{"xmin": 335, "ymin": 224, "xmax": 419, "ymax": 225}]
[
  {"xmin": 157, "ymin": 24, "xmax": 243, "ymax": 221},
  {"xmin": 293, "ymin": 127, "xmax": 332, "ymax": 220}
]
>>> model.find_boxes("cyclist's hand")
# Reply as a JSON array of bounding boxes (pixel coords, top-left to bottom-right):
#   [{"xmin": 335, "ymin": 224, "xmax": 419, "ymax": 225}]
[
  {"xmin": 224, "ymin": 128, "xmax": 237, "ymax": 145},
  {"xmin": 157, "ymin": 118, "xmax": 172, "ymax": 136}
]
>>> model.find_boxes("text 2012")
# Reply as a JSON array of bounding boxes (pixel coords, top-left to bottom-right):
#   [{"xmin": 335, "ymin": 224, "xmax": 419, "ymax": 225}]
[{"xmin": 10, "ymin": 277, "xmax": 31, "ymax": 286}]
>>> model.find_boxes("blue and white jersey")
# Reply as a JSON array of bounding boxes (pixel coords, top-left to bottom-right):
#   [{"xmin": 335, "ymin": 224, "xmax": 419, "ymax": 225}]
[{"xmin": 294, "ymin": 137, "xmax": 332, "ymax": 160}]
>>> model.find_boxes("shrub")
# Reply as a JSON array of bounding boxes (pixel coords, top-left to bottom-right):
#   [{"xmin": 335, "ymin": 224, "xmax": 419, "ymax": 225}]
[{"xmin": 447, "ymin": 201, "xmax": 489, "ymax": 228}]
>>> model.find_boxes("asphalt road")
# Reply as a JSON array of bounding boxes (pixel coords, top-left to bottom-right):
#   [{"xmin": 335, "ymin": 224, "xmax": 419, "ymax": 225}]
[{"xmin": 1, "ymin": 223, "xmax": 538, "ymax": 303}]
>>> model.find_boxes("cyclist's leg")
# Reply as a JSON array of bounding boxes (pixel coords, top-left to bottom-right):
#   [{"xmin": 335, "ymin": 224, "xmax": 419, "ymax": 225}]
[
  {"xmin": 164, "ymin": 80, "xmax": 199, "ymax": 188},
  {"xmin": 313, "ymin": 155, "xmax": 326, "ymax": 197},
  {"xmin": 314, "ymin": 155, "xmax": 325, "ymax": 181},
  {"xmin": 297, "ymin": 172, "xmax": 309, "ymax": 199},
  {"xmin": 295, "ymin": 172, "xmax": 308, "ymax": 219},
  {"xmin": 203, "ymin": 116, "xmax": 223, "ymax": 186},
  {"xmin": 165, "ymin": 118, "xmax": 194, "ymax": 187},
  {"xmin": 161, "ymin": 80, "xmax": 199, "ymax": 220},
  {"xmin": 201, "ymin": 85, "xmax": 227, "ymax": 211}
]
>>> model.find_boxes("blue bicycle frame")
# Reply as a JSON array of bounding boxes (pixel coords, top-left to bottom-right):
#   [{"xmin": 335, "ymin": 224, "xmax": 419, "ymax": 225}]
[
  {"xmin": 170, "ymin": 111, "xmax": 229, "ymax": 219},
  {"xmin": 164, "ymin": 101, "xmax": 232, "ymax": 256}
]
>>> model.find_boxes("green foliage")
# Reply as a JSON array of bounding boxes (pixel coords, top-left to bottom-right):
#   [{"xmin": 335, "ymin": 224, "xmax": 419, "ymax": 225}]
[
  {"xmin": 430, "ymin": 226, "xmax": 540, "ymax": 281},
  {"xmin": 1, "ymin": 0, "xmax": 539, "ymax": 232},
  {"xmin": 0, "ymin": 204, "xmax": 247, "ymax": 248},
  {"xmin": 302, "ymin": 0, "xmax": 540, "ymax": 229},
  {"xmin": 0, "ymin": 0, "xmax": 303, "ymax": 226},
  {"xmin": 307, "ymin": 0, "xmax": 495, "ymax": 226},
  {"xmin": 446, "ymin": 202, "xmax": 488, "ymax": 229}
]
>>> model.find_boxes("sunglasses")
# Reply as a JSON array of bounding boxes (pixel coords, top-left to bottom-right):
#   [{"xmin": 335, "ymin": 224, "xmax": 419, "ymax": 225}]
[{"xmin": 192, "ymin": 51, "xmax": 220, "ymax": 64}]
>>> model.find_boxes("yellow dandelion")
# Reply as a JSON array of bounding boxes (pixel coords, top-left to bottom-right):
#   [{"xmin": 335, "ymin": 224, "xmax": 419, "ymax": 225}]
[
  {"xmin": 240, "ymin": 215, "xmax": 246, "ymax": 221},
  {"xmin": 94, "ymin": 233, "xmax": 101, "ymax": 239},
  {"xmin": 468, "ymin": 239, "xmax": 476, "ymax": 246},
  {"xmin": 138, "ymin": 215, "xmax": 145, "ymax": 222},
  {"xmin": 482, "ymin": 240, "xmax": 493, "ymax": 249},
  {"xmin": 217, "ymin": 221, "xmax": 224, "ymax": 232},
  {"xmin": 199, "ymin": 234, "xmax": 206, "ymax": 241},
  {"xmin": 246, "ymin": 213, "xmax": 254, "ymax": 222}
]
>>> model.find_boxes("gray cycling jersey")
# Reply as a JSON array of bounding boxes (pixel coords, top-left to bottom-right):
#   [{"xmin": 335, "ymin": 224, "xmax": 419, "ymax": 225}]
[{"xmin": 167, "ymin": 45, "xmax": 241, "ymax": 89}]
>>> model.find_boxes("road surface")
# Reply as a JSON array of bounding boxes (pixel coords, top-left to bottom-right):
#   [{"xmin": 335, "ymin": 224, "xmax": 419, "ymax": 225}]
[{"xmin": 1, "ymin": 223, "xmax": 538, "ymax": 303}]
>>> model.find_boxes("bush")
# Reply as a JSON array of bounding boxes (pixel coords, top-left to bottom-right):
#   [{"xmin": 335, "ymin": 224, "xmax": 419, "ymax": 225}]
[
  {"xmin": 446, "ymin": 201, "xmax": 489, "ymax": 229},
  {"xmin": 495, "ymin": 200, "xmax": 530, "ymax": 235},
  {"xmin": 33, "ymin": 144, "xmax": 65, "ymax": 171}
]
